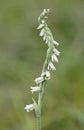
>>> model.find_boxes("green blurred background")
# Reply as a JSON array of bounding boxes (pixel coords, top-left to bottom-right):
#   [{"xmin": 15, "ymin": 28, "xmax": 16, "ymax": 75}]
[{"xmin": 0, "ymin": 0, "xmax": 84, "ymax": 130}]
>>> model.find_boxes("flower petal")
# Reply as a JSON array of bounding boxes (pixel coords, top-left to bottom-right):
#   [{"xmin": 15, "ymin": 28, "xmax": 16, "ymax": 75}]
[
  {"xmin": 34, "ymin": 77, "xmax": 44, "ymax": 84},
  {"xmin": 48, "ymin": 62, "xmax": 56, "ymax": 70},
  {"xmin": 30, "ymin": 86, "xmax": 40, "ymax": 93},
  {"xmin": 40, "ymin": 29, "xmax": 45, "ymax": 37},
  {"xmin": 53, "ymin": 40, "xmax": 59, "ymax": 46},
  {"xmin": 41, "ymin": 71, "xmax": 51, "ymax": 80},
  {"xmin": 53, "ymin": 48, "xmax": 60, "ymax": 56},
  {"xmin": 24, "ymin": 104, "xmax": 34, "ymax": 112},
  {"xmin": 37, "ymin": 24, "xmax": 44, "ymax": 29},
  {"xmin": 51, "ymin": 54, "xmax": 58, "ymax": 63}
]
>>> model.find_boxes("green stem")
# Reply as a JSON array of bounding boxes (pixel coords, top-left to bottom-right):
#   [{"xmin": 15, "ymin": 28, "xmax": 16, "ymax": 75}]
[{"xmin": 36, "ymin": 114, "xmax": 41, "ymax": 130}]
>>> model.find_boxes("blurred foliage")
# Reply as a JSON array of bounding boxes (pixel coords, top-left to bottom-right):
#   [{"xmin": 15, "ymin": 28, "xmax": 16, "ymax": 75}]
[{"xmin": 0, "ymin": 0, "xmax": 84, "ymax": 130}]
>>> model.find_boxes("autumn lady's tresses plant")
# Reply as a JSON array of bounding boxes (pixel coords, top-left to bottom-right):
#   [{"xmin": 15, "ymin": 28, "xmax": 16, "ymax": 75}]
[{"xmin": 24, "ymin": 9, "xmax": 60, "ymax": 130}]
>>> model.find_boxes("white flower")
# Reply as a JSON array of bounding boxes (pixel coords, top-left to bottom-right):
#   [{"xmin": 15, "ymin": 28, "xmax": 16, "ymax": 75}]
[
  {"xmin": 40, "ymin": 28, "xmax": 45, "ymax": 37},
  {"xmin": 34, "ymin": 76, "xmax": 44, "ymax": 84},
  {"xmin": 48, "ymin": 62, "xmax": 56, "ymax": 70},
  {"xmin": 45, "ymin": 37, "xmax": 48, "ymax": 44},
  {"xmin": 24, "ymin": 104, "xmax": 34, "ymax": 112},
  {"xmin": 37, "ymin": 24, "xmax": 44, "ymax": 29},
  {"xmin": 41, "ymin": 20, "xmax": 45, "ymax": 24},
  {"xmin": 41, "ymin": 71, "xmax": 50, "ymax": 80},
  {"xmin": 53, "ymin": 40, "xmax": 59, "ymax": 46},
  {"xmin": 45, "ymin": 36, "xmax": 50, "ymax": 44},
  {"xmin": 43, "ymin": 34, "xmax": 46, "ymax": 41},
  {"xmin": 53, "ymin": 48, "xmax": 60, "ymax": 56},
  {"xmin": 51, "ymin": 54, "xmax": 58, "ymax": 63},
  {"xmin": 43, "ymin": 9, "xmax": 47, "ymax": 15},
  {"xmin": 46, "ymin": 8, "xmax": 50, "ymax": 13},
  {"xmin": 30, "ymin": 86, "xmax": 40, "ymax": 94},
  {"xmin": 42, "ymin": 9, "xmax": 50, "ymax": 16}
]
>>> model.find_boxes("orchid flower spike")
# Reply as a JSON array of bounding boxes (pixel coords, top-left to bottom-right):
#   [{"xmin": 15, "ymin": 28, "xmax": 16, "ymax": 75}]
[{"xmin": 24, "ymin": 9, "xmax": 61, "ymax": 130}]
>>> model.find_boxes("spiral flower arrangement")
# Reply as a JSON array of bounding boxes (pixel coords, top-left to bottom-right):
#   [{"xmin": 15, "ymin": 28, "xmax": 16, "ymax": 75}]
[{"xmin": 24, "ymin": 9, "xmax": 60, "ymax": 130}]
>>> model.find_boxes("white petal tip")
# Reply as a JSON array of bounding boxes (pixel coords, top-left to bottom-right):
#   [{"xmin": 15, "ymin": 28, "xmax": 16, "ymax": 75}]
[{"xmin": 53, "ymin": 40, "xmax": 59, "ymax": 46}]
